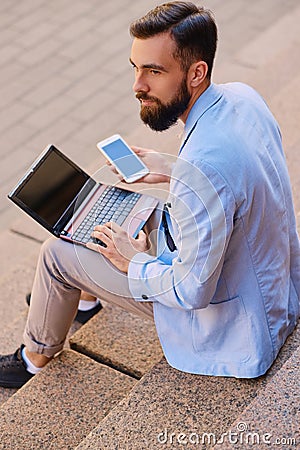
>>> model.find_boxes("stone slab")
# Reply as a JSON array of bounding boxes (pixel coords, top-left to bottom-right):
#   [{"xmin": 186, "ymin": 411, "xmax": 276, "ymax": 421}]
[
  {"xmin": 0, "ymin": 229, "xmax": 41, "ymax": 273},
  {"xmin": 235, "ymin": 4, "xmax": 300, "ymax": 69},
  {"xmin": 0, "ymin": 312, "xmax": 28, "ymax": 407},
  {"xmin": 0, "ymin": 230, "xmax": 41, "ymax": 330},
  {"xmin": 0, "ymin": 228, "xmax": 87, "ymax": 407},
  {"xmin": 69, "ymin": 302, "xmax": 163, "ymax": 379},
  {"xmin": 0, "ymin": 231, "xmax": 40, "ymax": 407},
  {"xmin": 76, "ymin": 357, "xmax": 261, "ymax": 450},
  {"xmin": 0, "ymin": 349, "xmax": 136, "ymax": 450},
  {"xmin": 10, "ymin": 214, "xmax": 53, "ymax": 243},
  {"xmin": 216, "ymin": 346, "xmax": 300, "ymax": 450},
  {"xmin": 74, "ymin": 323, "xmax": 300, "ymax": 450}
]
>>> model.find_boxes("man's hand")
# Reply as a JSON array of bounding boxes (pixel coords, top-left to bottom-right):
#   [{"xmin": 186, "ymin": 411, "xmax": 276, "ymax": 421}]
[
  {"xmin": 107, "ymin": 146, "xmax": 173, "ymax": 184},
  {"xmin": 86, "ymin": 222, "xmax": 149, "ymax": 273}
]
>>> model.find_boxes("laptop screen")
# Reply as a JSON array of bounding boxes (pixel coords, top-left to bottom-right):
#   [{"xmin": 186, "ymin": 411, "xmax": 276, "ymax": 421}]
[{"xmin": 9, "ymin": 146, "xmax": 91, "ymax": 231}]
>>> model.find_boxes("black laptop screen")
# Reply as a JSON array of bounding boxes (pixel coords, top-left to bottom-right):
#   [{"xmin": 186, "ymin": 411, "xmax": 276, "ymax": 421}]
[{"xmin": 10, "ymin": 146, "xmax": 90, "ymax": 230}]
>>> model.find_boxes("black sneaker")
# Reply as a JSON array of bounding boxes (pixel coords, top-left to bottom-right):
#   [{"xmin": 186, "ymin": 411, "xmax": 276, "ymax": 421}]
[
  {"xmin": 74, "ymin": 301, "xmax": 102, "ymax": 324},
  {"xmin": 0, "ymin": 345, "xmax": 34, "ymax": 388},
  {"xmin": 25, "ymin": 293, "xmax": 102, "ymax": 324}
]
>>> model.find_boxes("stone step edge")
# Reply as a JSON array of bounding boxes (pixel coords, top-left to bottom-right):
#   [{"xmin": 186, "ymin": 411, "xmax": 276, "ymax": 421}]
[
  {"xmin": 210, "ymin": 345, "xmax": 300, "ymax": 449},
  {"xmin": 69, "ymin": 301, "xmax": 163, "ymax": 380},
  {"xmin": 73, "ymin": 323, "xmax": 300, "ymax": 449},
  {"xmin": 0, "ymin": 349, "xmax": 137, "ymax": 450},
  {"xmin": 70, "ymin": 339, "xmax": 143, "ymax": 380}
]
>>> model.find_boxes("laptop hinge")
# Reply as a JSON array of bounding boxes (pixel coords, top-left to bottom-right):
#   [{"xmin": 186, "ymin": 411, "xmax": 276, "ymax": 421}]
[{"xmin": 54, "ymin": 178, "xmax": 98, "ymax": 235}]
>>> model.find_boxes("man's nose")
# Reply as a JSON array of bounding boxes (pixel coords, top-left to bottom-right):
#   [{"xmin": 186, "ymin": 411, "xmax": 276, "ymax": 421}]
[{"xmin": 132, "ymin": 73, "xmax": 149, "ymax": 94}]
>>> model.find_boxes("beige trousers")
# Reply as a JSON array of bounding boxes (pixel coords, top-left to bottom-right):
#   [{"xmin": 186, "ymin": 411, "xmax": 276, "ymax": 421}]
[{"xmin": 23, "ymin": 207, "xmax": 162, "ymax": 357}]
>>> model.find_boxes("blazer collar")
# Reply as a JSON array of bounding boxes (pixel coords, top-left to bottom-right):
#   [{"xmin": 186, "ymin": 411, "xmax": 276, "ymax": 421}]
[{"xmin": 179, "ymin": 83, "xmax": 223, "ymax": 154}]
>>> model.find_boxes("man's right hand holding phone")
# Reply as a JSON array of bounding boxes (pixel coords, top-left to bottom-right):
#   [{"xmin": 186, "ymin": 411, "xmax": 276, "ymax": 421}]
[{"xmin": 108, "ymin": 146, "xmax": 173, "ymax": 184}]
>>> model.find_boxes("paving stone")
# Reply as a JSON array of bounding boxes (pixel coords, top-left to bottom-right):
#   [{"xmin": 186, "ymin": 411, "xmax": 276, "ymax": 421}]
[
  {"xmin": 15, "ymin": 21, "xmax": 58, "ymax": 49},
  {"xmin": 74, "ymin": 324, "xmax": 300, "ymax": 450},
  {"xmin": 0, "ymin": 262, "xmax": 36, "ymax": 330},
  {"xmin": 9, "ymin": 2, "xmax": 50, "ymax": 32},
  {"xmin": 26, "ymin": 116, "xmax": 84, "ymax": 153},
  {"xmin": 10, "ymin": 215, "xmax": 51, "ymax": 243},
  {"xmin": 18, "ymin": 36, "xmax": 64, "ymax": 67},
  {"xmin": 0, "ymin": 204, "xmax": 20, "ymax": 233},
  {"xmin": 58, "ymin": 16, "xmax": 97, "ymax": 43},
  {"xmin": 21, "ymin": 74, "xmax": 74, "ymax": 108},
  {"xmin": 24, "ymin": 95, "xmax": 78, "ymax": 131},
  {"xmin": 0, "ymin": 103, "xmax": 31, "ymax": 131},
  {"xmin": 64, "ymin": 71, "xmax": 108, "ymax": 103},
  {"xmin": 235, "ymin": 4, "xmax": 300, "ymax": 69},
  {"xmin": 0, "ymin": 231, "xmax": 41, "ymax": 407},
  {"xmin": 0, "ymin": 230, "xmax": 40, "ymax": 275},
  {"xmin": 0, "ymin": 349, "xmax": 136, "ymax": 450},
  {"xmin": 269, "ymin": 74, "xmax": 300, "ymax": 149},
  {"xmin": 0, "ymin": 146, "xmax": 38, "ymax": 186},
  {"xmin": 0, "ymin": 43, "xmax": 22, "ymax": 66},
  {"xmin": 70, "ymin": 302, "xmax": 163, "ymax": 379}
]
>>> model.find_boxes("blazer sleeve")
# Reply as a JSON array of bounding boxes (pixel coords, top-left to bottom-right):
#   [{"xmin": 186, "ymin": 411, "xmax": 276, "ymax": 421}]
[{"xmin": 128, "ymin": 157, "xmax": 236, "ymax": 310}]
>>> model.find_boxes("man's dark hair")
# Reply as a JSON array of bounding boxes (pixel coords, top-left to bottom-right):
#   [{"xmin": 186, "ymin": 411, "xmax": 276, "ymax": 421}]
[{"xmin": 130, "ymin": 1, "xmax": 218, "ymax": 79}]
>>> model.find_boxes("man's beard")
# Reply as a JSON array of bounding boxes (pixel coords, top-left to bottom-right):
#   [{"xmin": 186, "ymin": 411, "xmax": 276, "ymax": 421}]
[{"xmin": 136, "ymin": 79, "xmax": 191, "ymax": 132}]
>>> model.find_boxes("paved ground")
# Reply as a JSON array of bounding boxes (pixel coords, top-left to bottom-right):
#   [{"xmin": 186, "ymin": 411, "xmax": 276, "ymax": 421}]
[{"xmin": 0, "ymin": 0, "xmax": 299, "ymax": 231}]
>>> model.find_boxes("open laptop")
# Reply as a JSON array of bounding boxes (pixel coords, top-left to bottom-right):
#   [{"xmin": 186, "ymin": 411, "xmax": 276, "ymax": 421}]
[{"xmin": 8, "ymin": 145, "xmax": 158, "ymax": 247}]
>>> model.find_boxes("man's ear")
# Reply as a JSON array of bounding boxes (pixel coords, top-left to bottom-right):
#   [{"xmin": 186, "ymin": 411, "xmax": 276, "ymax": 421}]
[{"xmin": 188, "ymin": 61, "xmax": 208, "ymax": 88}]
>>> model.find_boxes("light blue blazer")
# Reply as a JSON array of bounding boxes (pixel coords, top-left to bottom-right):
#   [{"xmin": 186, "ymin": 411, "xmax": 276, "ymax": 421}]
[{"xmin": 128, "ymin": 82, "xmax": 300, "ymax": 378}]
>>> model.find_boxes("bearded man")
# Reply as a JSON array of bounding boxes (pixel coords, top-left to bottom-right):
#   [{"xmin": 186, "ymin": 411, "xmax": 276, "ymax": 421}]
[{"xmin": 1, "ymin": 2, "xmax": 299, "ymax": 387}]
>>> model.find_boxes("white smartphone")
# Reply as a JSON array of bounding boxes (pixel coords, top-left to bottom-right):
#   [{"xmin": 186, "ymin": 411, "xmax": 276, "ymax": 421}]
[{"xmin": 97, "ymin": 134, "xmax": 149, "ymax": 183}]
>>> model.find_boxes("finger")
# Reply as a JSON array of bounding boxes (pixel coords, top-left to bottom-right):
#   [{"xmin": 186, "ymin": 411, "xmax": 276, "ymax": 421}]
[
  {"xmin": 130, "ymin": 145, "xmax": 141, "ymax": 153},
  {"xmin": 130, "ymin": 146, "xmax": 146, "ymax": 156},
  {"xmin": 93, "ymin": 225, "xmax": 115, "ymax": 242},
  {"xmin": 108, "ymin": 165, "xmax": 119, "ymax": 175},
  {"xmin": 91, "ymin": 230, "xmax": 111, "ymax": 246},
  {"xmin": 105, "ymin": 160, "xmax": 120, "ymax": 175},
  {"xmin": 136, "ymin": 229, "xmax": 150, "ymax": 249},
  {"xmin": 103, "ymin": 221, "xmax": 123, "ymax": 233},
  {"xmin": 86, "ymin": 241, "xmax": 108, "ymax": 254},
  {"xmin": 136, "ymin": 229, "xmax": 147, "ymax": 241},
  {"xmin": 94, "ymin": 223, "xmax": 115, "ymax": 232},
  {"xmin": 131, "ymin": 146, "xmax": 155, "ymax": 155}
]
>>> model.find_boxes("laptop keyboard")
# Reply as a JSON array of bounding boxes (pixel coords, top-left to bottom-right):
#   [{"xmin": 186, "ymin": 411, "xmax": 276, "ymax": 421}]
[{"xmin": 72, "ymin": 186, "xmax": 141, "ymax": 244}]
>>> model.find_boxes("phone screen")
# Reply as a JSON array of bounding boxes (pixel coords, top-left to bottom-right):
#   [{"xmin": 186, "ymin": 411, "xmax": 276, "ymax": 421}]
[{"xmin": 102, "ymin": 139, "xmax": 146, "ymax": 178}]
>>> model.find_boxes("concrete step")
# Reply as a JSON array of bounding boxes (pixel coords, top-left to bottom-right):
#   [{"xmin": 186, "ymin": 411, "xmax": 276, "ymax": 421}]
[
  {"xmin": 0, "ymin": 296, "xmax": 86, "ymax": 405},
  {"xmin": 0, "ymin": 228, "xmax": 41, "ymax": 275},
  {"xmin": 0, "ymin": 349, "xmax": 136, "ymax": 450},
  {"xmin": 0, "ymin": 230, "xmax": 41, "ymax": 405},
  {"xmin": 74, "ymin": 324, "xmax": 300, "ymax": 449},
  {"xmin": 0, "ymin": 247, "xmax": 39, "ymax": 330},
  {"xmin": 9, "ymin": 215, "xmax": 50, "ymax": 244},
  {"xmin": 69, "ymin": 301, "xmax": 163, "ymax": 379},
  {"xmin": 213, "ymin": 0, "xmax": 300, "ymax": 67},
  {"xmin": 211, "ymin": 346, "xmax": 300, "ymax": 450},
  {"xmin": 0, "ymin": 311, "xmax": 28, "ymax": 407},
  {"xmin": 0, "ymin": 227, "xmax": 83, "ymax": 407},
  {"xmin": 234, "ymin": 3, "xmax": 300, "ymax": 70}
]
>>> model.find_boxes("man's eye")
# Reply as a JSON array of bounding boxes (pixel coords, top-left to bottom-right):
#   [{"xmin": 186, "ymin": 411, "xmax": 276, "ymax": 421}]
[{"xmin": 150, "ymin": 69, "xmax": 161, "ymax": 75}]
